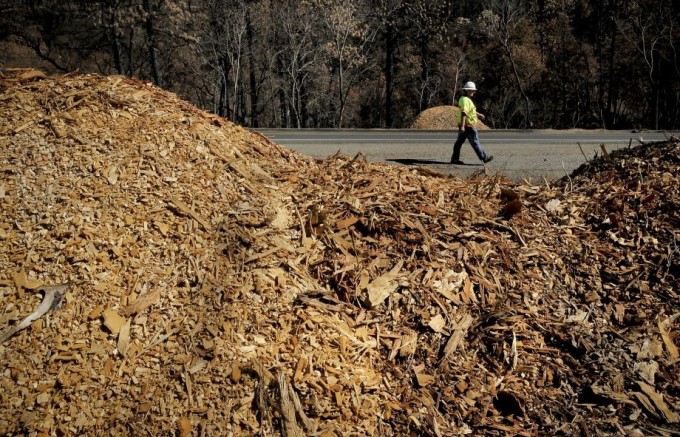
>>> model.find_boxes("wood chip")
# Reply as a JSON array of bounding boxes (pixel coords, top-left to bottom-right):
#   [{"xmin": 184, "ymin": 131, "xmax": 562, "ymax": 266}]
[
  {"xmin": 120, "ymin": 289, "xmax": 161, "ymax": 317},
  {"xmin": 102, "ymin": 310, "xmax": 127, "ymax": 335},
  {"xmin": 637, "ymin": 381, "xmax": 680, "ymax": 424},
  {"xmin": 1, "ymin": 71, "xmax": 678, "ymax": 436}
]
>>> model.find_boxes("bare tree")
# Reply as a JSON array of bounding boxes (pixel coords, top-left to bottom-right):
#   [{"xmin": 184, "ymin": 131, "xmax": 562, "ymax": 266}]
[
  {"xmin": 193, "ymin": 1, "xmax": 249, "ymax": 121},
  {"xmin": 142, "ymin": 0, "xmax": 163, "ymax": 86},
  {"xmin": 403, "ymin": 0, "xmax": 454, "ymax": 112},
  {"xmin": 2, "ymin": 0, "xmax": 678, "ymax": 129},
  {"xmin": 317, "ymin": 0, "xmax": 378, "ymax": 127},
  {"xmin": 272, "ymin": 1, "xmax": 320, "ymax": 128},
  {"xmin": 480, "ymin": 0, "xmax": 536, "ymax": 128},
  {"xmin": 616, "ymin": 0, "xmax": 673, "ymax": 129},
  {"xmin": 370, "ymin": 0, "xmax": 406, "ymax": 127},
  {"xmin": 447, "ymin": 16, "xmax": 477, "ymax": 105}
]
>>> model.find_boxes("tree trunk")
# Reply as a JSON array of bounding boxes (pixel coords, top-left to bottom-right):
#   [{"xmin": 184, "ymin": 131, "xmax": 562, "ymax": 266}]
[
  {"xmin": 301, "ymin": 81, "xmax": 309, "ymax": 128},
  {"xmin": 143, "ymin": 0, "xmax": 161, "ymax": 87},
  {"xmin": 218, "ymin": 75, "xmax": 227, "ymax": 118},
  {"xmin": 503, "ymin": 41, "xmax": 532, "ymax": 128},
  {"xmin": 653, "ymin": 56, "xmax": 660, "ymax": 130},
  {"xmin": 419, "ymin": 40, "xmax": 429, "ymax": 112},
  {"xmin": 605, "ymin": 0, "xmax": 618, "ymax": 129},
  {"xmin": 126, "ymin": 27, "xmax": 134, "ymax": 77},
  {"xmin": 385, "ymin": 21, "xmax": 395, "ymax": 128},
  {"xmin": 246, "ymin": 9, "xmax": 258, "ymax": 127},
  {"xmin": 218, "ymin": 56, "xmax": 231, "ymax": 119},
  {"xmin": 337, "ymin": 54, "xmax": 346, "ymax": 128},
  {"xmin": 108, "ymin": 3, "xmax": 123, "ymax": 74}
]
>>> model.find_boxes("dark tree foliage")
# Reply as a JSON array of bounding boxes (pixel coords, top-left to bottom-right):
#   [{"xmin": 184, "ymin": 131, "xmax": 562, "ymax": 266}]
[{"xmin": 1, "ymin": 0, "xmax": 678, "ymax": 129}]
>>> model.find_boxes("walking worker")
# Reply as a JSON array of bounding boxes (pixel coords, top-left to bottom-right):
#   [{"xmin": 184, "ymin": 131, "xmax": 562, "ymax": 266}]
[{"xmin": 451, "ymin": 81, "xmax": 493, "ymax": 165}]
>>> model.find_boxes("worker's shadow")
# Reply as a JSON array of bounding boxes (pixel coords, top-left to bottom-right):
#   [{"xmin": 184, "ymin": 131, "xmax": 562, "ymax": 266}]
[{"xmin": 387, "ymin": 158, "xmax": 482, "ymax": 166}]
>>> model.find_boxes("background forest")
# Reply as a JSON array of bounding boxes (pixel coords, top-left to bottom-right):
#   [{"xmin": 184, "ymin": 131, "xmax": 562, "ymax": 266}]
[{"xmin": 1, "ymin": 0, "xmax": 679, "ymax": 130}]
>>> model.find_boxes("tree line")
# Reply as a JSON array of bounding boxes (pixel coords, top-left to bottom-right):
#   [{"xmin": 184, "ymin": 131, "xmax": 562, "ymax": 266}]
[{"xmin": 1, "ymin": 0, "xmax": 679, "ymax": 130}]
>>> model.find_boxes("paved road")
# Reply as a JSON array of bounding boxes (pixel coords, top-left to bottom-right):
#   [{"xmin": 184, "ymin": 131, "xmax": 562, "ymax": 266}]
[{"xmin": 255, "ymin": 129, "xmax": 673, "ymax": 182}]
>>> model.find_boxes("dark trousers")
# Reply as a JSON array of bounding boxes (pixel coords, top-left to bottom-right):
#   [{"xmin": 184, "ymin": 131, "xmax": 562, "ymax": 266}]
[{"xmin": 451, "ymin": 127, "xmax": 489, "ymax": 162}]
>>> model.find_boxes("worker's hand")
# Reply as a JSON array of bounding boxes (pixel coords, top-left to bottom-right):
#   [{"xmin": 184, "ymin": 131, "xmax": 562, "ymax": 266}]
[
  {"xmin": 478, "ymin": 113, "xmax": 485, "ymax": 121},
  {"xmin": 459, "ymin": 125, "xmax": 465, "ymax": 132}
]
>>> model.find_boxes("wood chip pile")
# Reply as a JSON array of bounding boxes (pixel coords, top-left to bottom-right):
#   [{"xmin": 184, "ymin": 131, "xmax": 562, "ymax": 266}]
[
  {"xmin": 409, "ymin": 105, "xmax": 489, "ymax": 130},
  {"xmin": 1, "ymin": 71, "xmax": 678, "ymax": 436}
]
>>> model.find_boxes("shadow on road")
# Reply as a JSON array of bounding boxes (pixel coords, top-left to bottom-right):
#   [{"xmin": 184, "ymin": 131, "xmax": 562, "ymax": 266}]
[{"xmin": 387, "ymin": 158, "xmax": 482, "ymax": 167}]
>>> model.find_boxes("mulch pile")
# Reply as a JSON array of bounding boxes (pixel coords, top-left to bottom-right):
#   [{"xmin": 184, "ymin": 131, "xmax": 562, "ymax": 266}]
[
  {"xmin": 409, "ymin": 105, "xmax": 490, "ymax": 130},
  {"xmin": 1, "ymin": 70, "xmax": 678, "ymax": 436}
]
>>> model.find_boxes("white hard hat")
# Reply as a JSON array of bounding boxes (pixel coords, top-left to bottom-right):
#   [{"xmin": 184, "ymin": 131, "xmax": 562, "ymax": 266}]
[{"xmin": 462, "ymin": 81, "xmax": 477, "ymax": 91}]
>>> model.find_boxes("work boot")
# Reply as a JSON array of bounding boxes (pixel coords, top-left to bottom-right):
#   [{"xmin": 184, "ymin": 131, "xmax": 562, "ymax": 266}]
[
  {"xmin": 483, "ymin": 155, "xmax": 494, "ymax": 164},
  {"xmin": 450, "ymin": 159, "xmax": 464, "ymax": 165}
]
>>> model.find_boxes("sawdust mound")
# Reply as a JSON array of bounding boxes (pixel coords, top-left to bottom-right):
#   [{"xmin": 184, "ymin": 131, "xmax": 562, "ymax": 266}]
[
  {"xmin": 1, "ymin": 71, "xmax": 678, "ymax": 436},
  {"xmin": 410, "ymin": 105, "xmax": 490, "ymax": 130}
]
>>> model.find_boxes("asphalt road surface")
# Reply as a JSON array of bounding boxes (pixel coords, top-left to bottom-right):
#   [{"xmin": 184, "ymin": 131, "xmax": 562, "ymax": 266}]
[{"xmin": 255, "ymin": 129, "xmax": 673, "ymax": 182}]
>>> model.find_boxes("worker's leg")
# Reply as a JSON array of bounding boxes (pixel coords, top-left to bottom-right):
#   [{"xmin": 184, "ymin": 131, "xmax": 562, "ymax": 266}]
[
  {"xmin": 466, "ymin": 128, "xmax": 490, "ymax": 162},
  {"xmin": 450, "ymin": 130, "xmax": 466, "ymax": 163}
]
